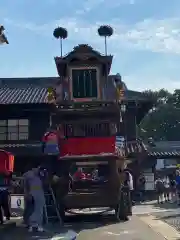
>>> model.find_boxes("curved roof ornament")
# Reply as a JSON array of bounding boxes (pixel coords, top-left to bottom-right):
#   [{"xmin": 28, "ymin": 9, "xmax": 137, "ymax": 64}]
[
  {"xmin": 114, "ymin": 73, "xmax": 128, "ymax": 90},
  {"xmin": 0, "ymin": 25, "xmax": 9, "ymax": 44}
]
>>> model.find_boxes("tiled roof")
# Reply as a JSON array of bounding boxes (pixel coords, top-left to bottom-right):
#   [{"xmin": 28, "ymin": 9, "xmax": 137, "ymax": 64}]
[
  {"xmin": 115, "ymin": 138, "xmax": 147, "ymax": 158},
  {"xmin": 0, "ymin": 143, "xmax": 42, "ymax": 148},
  {"xmin": 105, "ymin": 75, "xmax": 150, "ymax": 102},
  {"xmin": 147, "ymin": 141, "xmax": 180, "ymax": 157},
  {"xmin": 0, "ymin": 77, "xmax": 58, "ymax": 104},
  {"xmin": 0, "ymin": 76, "xmax": 151, "ymax": 104},
  {"xmin": 126, "ymin": 140, "xmax": 147, "ymax": 155},
  {"xmin": 0, "ymin": 142, "xmax": 43, "ymax": 156},
  {"xmin": 0, "ymin": 86, "xmax": 48, "ymax": 104},
  {"xmin": 148, "ymin": 151, "xmax": 180, "ymax": 157}
]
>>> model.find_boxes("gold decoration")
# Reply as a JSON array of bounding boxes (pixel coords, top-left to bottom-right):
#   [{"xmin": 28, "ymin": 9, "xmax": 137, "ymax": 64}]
[
  {"xmin": 116, "ymin": 88, "xmax": 124, "ymax": 100},
  {"xmin": 47, "ymin": 87, "xmax": 56, "ymax": 104}
]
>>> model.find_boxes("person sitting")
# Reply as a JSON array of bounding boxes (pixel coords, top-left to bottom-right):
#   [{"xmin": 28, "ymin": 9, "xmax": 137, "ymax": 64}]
[{"xmin": 73, "ymin": 168, "xmax": 85, "ymax": 181}]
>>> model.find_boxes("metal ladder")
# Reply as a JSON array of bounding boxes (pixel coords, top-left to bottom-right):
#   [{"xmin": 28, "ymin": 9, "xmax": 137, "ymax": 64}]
[{"xmin": 43, "ymin": 183, "xmax": 62, "ymax": 226}]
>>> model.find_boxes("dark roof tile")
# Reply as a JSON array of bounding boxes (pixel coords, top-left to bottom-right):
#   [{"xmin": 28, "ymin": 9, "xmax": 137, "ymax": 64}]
[
  {"xmin": 148, "ymin": 151, "xmax": 180, "ymax": 157},
  {"xmin": 0, "ymin": 86, "xmax": 48, "ymax": 104},
  {"xmin": 0, "ymin": 76, "xmax": 150, "ymax": 104}
]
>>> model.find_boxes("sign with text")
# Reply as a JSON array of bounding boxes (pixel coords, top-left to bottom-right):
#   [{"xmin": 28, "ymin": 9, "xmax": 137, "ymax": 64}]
[{"xmin": 11, "ymin": 195, "xmax": 24, "ymax": 209}]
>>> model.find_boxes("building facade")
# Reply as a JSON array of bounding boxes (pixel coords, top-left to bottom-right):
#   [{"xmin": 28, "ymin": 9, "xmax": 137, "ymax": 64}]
[{"xmin": 0, "ymin": 45, "xmax": 153, "ymax": 173}]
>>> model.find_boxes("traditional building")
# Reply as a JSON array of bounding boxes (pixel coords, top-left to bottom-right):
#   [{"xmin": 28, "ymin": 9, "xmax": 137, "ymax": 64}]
[{"xmin": 0, "ymin": 44, "xmax": 153, "ymax": 173}]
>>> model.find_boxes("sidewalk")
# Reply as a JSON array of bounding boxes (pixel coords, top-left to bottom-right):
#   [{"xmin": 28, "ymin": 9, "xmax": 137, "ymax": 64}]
[
  {"xmin": 133, "ymin": 201, "xmax": 180, "ymax": 239},
  {"xmin": 77, "ymin": 216, "xmax": 167, "ymax": 240},
  {"xmin": 133, "ymin": 200, "xmax": 180, "ymax": 215}
]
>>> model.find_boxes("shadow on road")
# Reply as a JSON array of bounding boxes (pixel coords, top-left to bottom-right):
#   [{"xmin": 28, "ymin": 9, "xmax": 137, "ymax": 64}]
[
  {"xmin": 153, "ymin": 202, "xmax": 180, "ymax": 210},
  {"xmin": 3, "ymin": 212, "xmax": 121, "ymax": 240}
]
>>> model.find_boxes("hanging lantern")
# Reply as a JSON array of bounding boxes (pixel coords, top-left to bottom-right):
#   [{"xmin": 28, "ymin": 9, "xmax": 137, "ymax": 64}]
[{"xmin": 0, "ymin": 150, "xmax": 14, "ymax": 174}]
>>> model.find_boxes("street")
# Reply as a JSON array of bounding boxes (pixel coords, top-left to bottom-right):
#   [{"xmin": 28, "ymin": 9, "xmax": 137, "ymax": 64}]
[{"xmin": 2, "ymin": 203, "xmax": 180, "ymax": 240}]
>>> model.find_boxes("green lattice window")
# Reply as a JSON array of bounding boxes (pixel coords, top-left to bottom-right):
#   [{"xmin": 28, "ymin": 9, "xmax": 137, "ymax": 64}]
[{"xmin": 72, "ymin": 69, "xmax": 98, "ymax": 99}]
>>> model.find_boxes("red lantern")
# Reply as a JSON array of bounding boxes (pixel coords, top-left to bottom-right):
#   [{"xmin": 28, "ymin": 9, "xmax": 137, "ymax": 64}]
[{"xmin": 0, "ymin": 150, "xmax": 14, "ymax": 174}]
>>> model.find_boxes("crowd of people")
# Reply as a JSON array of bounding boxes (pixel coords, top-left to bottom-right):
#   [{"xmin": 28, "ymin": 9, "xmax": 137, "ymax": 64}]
[{"xmin": 155, "ymin": 170, "xmax": 180, "ymax": 204}]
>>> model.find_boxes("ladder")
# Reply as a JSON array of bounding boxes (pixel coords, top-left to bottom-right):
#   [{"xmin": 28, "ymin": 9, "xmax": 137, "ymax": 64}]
[{"xmin": 43, "ymin": 183, "xmax": 62, "ymax": 226}]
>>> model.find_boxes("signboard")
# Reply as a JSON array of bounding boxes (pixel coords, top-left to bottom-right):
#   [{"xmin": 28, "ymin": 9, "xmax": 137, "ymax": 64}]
[
  {"xmin": 116, "ymin": 136, "xmax": 125, "ymax": 148},
  {"xmin": 11, "ymin": 195, "xmax": 24, "ymax": 209},
  {"xmin": 144, "ymin": 173, "xmax": 155, "ymax": 190}
]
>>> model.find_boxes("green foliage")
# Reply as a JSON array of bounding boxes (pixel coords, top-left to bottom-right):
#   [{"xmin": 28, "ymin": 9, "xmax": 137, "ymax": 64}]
[
  {"xmin": 97, "ymin": 25, "xmax": 113, "ymax": 37},
  {"xmin": 138, "ymin": 89, "xmax": 180, "ymax": 141},
  {"xmin": 53, "ymin": 27, "xmax": 68, "ymax": 39}
]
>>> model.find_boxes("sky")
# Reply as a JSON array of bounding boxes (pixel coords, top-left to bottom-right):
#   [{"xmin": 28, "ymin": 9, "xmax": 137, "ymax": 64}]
[{"xmin": 1, "ymin": 0, "xmax": 180, "ymax": 92}]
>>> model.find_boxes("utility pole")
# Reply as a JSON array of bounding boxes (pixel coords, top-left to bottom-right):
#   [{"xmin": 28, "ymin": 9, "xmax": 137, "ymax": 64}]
[{"xmin": 0, "ymin": 25, "xmax": 9, "ymax": 44}]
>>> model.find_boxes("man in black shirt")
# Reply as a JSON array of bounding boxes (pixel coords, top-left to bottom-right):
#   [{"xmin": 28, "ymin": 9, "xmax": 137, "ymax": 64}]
[{"xmin": 0, "ymin": 173, "xmax": 11, "ymax": 224}]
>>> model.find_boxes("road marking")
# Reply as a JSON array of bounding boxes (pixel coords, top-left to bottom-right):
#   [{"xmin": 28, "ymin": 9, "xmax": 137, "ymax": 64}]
[
  {"xmin": 104, "ymin": 230, "xmax": 135, "ymax": 236},
  {"xmin": 140, "ymin": 215, "xmax": 180, "ymax": 240},
  {"xmin": 51, "ymin": 230, "xmax": 77, "ymax": 240}
]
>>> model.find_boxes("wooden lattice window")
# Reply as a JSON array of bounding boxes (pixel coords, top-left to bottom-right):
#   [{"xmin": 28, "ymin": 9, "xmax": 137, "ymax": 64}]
[
  {"xmin": 0, "ymin": 119, "xmax": 29, "ymax": 140},
  {"xmin": 71, "ymin": 68, "xmax": 98, "ymax": 99}
]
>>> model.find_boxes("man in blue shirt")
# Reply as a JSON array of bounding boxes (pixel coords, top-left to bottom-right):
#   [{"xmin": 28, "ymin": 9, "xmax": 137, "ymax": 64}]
[{"xmin": 176, "ymin": 170, "xmax": 180, "ymax": 205}]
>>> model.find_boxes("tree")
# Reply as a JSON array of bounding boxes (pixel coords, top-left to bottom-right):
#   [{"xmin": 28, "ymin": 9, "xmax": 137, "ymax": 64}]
[
  {"xmin": 138, "ymin": 89, "xmax": 180, "ymax": 141},
  {"xmin": 97, "ymin": 25, "xmax": 113, "ymax": 55},
  {"xmin": 53, "ymin": 27, "xmax": 68, "ymax": 57}
]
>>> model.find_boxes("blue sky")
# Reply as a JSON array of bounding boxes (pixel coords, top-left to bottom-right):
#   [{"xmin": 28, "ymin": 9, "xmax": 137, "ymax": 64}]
[{"xmin": 1, "ymin": 0, "xmax": 180, "ymax": 91}]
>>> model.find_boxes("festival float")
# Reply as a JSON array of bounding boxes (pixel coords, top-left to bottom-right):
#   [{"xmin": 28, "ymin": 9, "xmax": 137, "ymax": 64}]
[{"xmin": 41, "ymin": 26, "xmax": 151, "ymax": 221}]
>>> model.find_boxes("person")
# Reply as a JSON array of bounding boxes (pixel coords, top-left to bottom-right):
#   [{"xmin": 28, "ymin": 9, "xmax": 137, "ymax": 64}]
[
  {"xmin": 169, "ymin": 175, "xmax": 176, "ymax": 203},
  {"xmin": 22, "ymin": 169, "xmax": 34, "ymax": 227},
  {"xmin": 73, "ymin": 168, "xmax": 85, "ymax": 181},
  {"xmin": 175, "ymin": 170, "xmax": 180, "ymax": 205},
  {"xmin": 155, "ymin": 177, "xmax": 164, "ymax": 204},
  {"xmin": 120, "ymin": 170, "xmax": 132, "ymax": 220},
  {"xmin": 0, "ymin": 172, "xmax": 11, "ymax": 224},
  {"xmin": 124, "ymin": 170, "xmax": 134, "ymax": 205},
  {"xmin": 24, "ymin": 167, "xmax": 46, "ymax": 232},
  {"xmin": 163, "ymin": 176, "xmax": 170, "ymax": 202},
  {"xmin": 92, "ymin": 169, "xmax": 99, "ymax": 180},
  {"xmin": 137, "ymin": 174, "xmax": 146, "ymax": 202}
]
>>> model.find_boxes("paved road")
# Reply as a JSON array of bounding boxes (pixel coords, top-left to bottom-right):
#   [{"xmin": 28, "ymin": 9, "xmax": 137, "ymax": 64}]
[
  {"xmin": 0, "ymin": 212, "xmax": 167, "ymax": 240},
  {"xmin": 2, "ymin": 202, "xmax": 180, "ymax": 239},
  {"xmin": 151, "ymin": 202, "xmax": 180, "ymax": 232}
]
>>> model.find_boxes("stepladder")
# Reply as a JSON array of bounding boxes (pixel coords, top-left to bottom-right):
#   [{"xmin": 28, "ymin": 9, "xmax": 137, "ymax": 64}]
[{"xmin": 43, "ymin": 183, "xmax": 63, "ymax": 226}]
